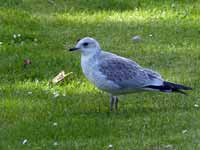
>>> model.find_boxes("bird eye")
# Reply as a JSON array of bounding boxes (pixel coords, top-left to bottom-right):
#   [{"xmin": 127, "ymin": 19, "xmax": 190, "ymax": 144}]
[{"xmin": 83, "ymin": 42, "xmax": 89, "ymax": 46}]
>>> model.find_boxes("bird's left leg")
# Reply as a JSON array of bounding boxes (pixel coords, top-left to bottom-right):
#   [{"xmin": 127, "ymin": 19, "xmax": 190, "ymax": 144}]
[
  {"xmin": 110, "ymin": 95, "xmax": 115, "ymax": 111},
  {"xmin": 114, "ymin": 96, "xmax": 119, "ymax": 110}
]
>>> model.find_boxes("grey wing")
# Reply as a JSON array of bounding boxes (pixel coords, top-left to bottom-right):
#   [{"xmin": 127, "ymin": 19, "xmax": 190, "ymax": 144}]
[
  {"xmin": 142, "ymin": 68, "xmax": 162, "ymax": 81},
  {"xmin": 99, "ymin": 53, "xmax": 163, "ymax": 90}
]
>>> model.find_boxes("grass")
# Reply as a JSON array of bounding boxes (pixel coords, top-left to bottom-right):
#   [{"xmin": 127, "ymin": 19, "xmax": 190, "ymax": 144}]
[{"xmin": 0, "ymin": 0, "xmax": 200, "ymax": 149}]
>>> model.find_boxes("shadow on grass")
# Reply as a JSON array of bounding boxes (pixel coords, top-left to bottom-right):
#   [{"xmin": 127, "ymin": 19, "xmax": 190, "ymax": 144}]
[{"xmin": 0, "ymin": 81, "xmax": 196, "ymax": 116}]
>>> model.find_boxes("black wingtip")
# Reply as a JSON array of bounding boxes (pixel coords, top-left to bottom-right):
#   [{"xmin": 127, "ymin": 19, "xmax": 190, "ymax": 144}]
[
  {"xmin": 164, "ymin": 81, "xmax": 192, "ymax": 91},
  {"xmin": 143, "ymin": 81, "xmax": 192, "ymax": 95}
]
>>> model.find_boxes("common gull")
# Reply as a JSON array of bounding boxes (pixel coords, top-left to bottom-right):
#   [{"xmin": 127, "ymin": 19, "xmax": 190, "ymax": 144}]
[{"xmin": 69, "ymin": 37, "xmax": 192, "ymax": 111}]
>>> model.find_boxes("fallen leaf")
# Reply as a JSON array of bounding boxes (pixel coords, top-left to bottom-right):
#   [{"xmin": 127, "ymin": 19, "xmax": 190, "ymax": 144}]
[{"xmin": 52, "ymin": 71, "xmax": 73, "ymax": 84}]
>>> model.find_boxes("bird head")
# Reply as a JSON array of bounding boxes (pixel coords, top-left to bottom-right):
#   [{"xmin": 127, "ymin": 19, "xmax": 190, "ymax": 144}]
[{"xmin": 69, "ymin": 37, "xmax": 101, "ymax": 56}]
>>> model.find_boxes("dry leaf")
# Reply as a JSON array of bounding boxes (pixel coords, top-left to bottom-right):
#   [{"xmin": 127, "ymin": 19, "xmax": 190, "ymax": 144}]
[{"xmin": 52, "ymin": 71, "xmax": 73, "ymax": 84}]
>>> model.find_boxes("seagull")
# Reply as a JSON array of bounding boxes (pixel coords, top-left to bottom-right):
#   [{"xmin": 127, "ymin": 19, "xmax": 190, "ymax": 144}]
[{"xmin": 69, "ymin": 37, "xmax": 192, "ymax": 111}]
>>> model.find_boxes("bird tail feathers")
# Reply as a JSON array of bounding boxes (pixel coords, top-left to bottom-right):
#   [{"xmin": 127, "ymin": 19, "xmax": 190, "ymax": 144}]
[{"xmin": 144, "ymin": 81, "xmax": 192, "ymax": 95}]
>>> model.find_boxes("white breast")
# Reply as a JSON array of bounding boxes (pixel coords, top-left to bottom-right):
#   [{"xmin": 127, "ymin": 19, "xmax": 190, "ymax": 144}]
[{"xmin": 81, "ymin": 54, "xmax": 120, "ymax": 93}]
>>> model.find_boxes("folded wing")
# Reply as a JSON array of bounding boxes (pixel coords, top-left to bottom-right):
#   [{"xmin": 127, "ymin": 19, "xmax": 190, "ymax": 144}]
[{"xmin": 99, "ymin": 52, "xmax": 163, "ymax": 91}]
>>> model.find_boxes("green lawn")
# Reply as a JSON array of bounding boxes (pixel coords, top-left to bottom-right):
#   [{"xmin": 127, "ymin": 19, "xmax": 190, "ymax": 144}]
[{"xmin": 0, "ymin": 0, "xmax": 200, "ymax": 149}]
